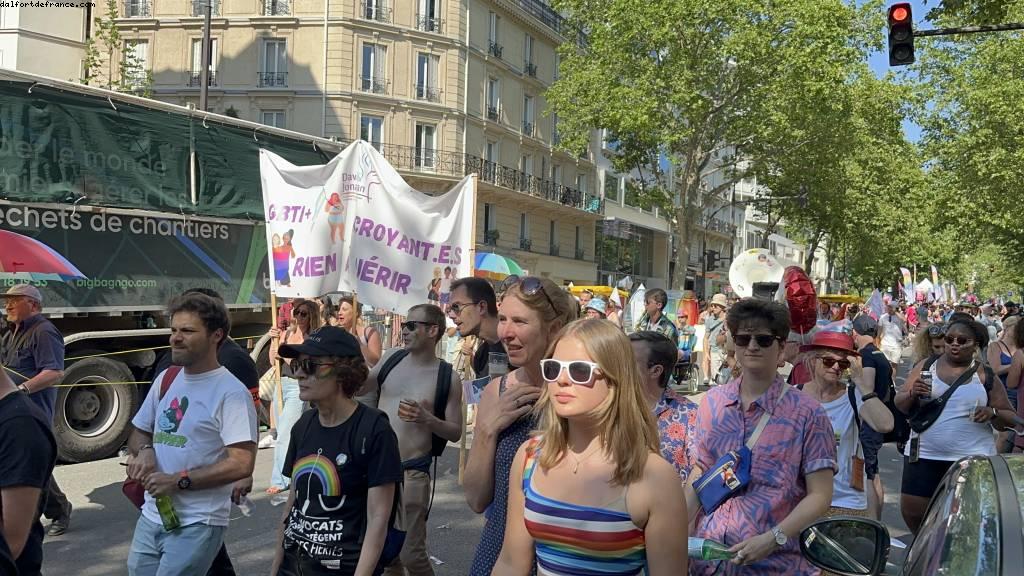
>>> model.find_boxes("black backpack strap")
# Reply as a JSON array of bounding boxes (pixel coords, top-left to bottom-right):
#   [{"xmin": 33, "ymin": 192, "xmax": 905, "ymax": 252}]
[
  {"xmin": 377, "ymin": 349, "xmax": 410, "ymax": 389},
  {"xmin": 847, "ymin": 384, "xmax": 861, "ymax": 433},
  {"xmin": 433, "ymin": 360, "xmax": 453, "ymax": 423}
]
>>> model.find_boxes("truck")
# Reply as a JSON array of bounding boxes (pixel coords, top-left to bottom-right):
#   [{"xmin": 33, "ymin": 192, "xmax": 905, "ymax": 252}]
[{"xmin": 0, "ymin": 68, "xmax": 351, "ymax": 462}]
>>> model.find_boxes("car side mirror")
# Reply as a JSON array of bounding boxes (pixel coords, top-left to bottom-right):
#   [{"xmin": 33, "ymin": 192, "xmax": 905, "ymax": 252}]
[{"xmin": 799, "ymin": 516, "xmax": 890, "ymax": 576}]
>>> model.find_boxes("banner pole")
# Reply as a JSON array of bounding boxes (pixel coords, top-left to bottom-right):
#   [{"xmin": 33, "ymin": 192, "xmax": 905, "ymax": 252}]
[
  {"xmin": 270, "ymin": 293, "xmax": 283, "ymax": 427},
  {"xmin": 459, "ymin": 175, "xmax": 478, "ymax": 486}
]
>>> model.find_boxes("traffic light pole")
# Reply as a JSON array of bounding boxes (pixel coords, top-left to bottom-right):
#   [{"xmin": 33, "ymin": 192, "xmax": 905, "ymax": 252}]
[{"xmin": 916, "ymin": 22, "xmax": 1024, "ymax": 38}]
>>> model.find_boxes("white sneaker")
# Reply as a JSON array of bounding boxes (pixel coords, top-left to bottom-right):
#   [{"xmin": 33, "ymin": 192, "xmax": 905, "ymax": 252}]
[{"xmin": 258, "ymin": 434, "xmax": 276, "ymax": 449}]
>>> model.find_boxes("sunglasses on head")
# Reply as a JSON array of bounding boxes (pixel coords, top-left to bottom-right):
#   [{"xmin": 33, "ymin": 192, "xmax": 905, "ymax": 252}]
[
  {"xmin": 820, "ymin": 357, "xmax": 851, "ymax": 370},
  {"xmin": 733, "ymin": 334, "xmax": 781, "ymax": 348},
  {"xmin": 945, "ymin": 335, "xmax": 973, "ymax": 346},
  {"xmin": 540, "ymin": 359, "xmax": 600, "ymax": 386},
  {"xmin": 504, "ymin": 276, "xmax": 557, "ymax": 312},
  {"xmin": 927, "ymin": 324, "xmax": 946, "ymax": 337},
  {"xmin": 402, "ymin": 320, "xmax": 436, "ymax": 332},
  {"xmin": 289, "ymin": 358, "xmax": 335, "ymax": 374}
]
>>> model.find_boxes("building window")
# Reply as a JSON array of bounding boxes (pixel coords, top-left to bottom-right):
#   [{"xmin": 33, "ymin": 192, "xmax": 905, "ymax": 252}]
[
  {"xmin": 415, "ymin": 52, "xmax": 440, "ymax": 102},
  {"xmin": 415, "ymin": 123, "xmax": 436, "ymax": 170},
  {"xmin": 576, "ymin": 173, "xmax": 588, "ymax": 193},
  {"xmin": 549, "ymin": 220, "xmax": 557, "ymax": 255},
  {"xmin": 519, "ymin": 212, "xmax": 529, "ymax": 241},
  {"xmin": 262, "ymin": 0, "xmax": 290, "ymax": 15},
  {"xmin": 552, "ymin": 112, "xmax": 560, "ymax": 145},
  {"xmin": 488, "ymin": 12, "xmax": 502, "ymax": 57},
  {"xmin": 360, "ymin": 115, "xmax": 383, "ymax": 150},
  {"xmin": 553, "ymin": 52, "xmax": 560, "ymax": 81},
  {"xmin": 575, "ymin": 225, "xmax": 582, "ymax": 258},
  {"xmin": 416, "ymin": 0, "xmax": 440, "ymax": 32},
  {"xmin": 522, "ymin": 94, "xmax": 534, "ymax": 136},
  {"xmin": 484, "ymin": 202, "xmax": 496, "ymax": 230},
  {"xmin": 486, "ymin": 78, "xmax": 500, "ymax": 121},
  {"xmin": 552, "ymin": 164, "xmax": 561, "ymax": 185},
  {"xmin": 362, "ymin": 0, "xmax": 391, "ymax": 23},
  {"xmin": 361, "ymin": 43, "xmax": 387, "ymax": 94},
  {"xmin": 122, "ymin": 40, "xmax": 149, "ymax": 86},
  {"xmin": 189, "ymin": 38, "xmax": 218, "ymax": 86},
  {"xmin": 262, "ymin": 110, "xmax": 286, "ymax": 128},
  {"xmin": 260, "ymin": 39, "xmax": 287, "ymax": 86},
  {"xmin": 125, "ymin": 0, "xmax": 151, "ymax": 17},
  {"xmin": 524, "ymin": 34, "xmax": 536, "ymax": 77},
  {"xmin": 604, "ymin": 174, "xmax": 619, "ymax": 202}
]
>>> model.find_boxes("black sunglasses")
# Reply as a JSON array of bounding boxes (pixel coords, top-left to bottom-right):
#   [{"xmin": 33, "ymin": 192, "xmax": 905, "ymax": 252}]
[
  {"xmin": 821, "ymin": 357, "xmax": 851, "ymax": 370},
  {"xmin": 927, "ymin": 324, "xmax": 946, "ymax": 337},
  {"xmin": 540, "ymin": 359, "xmax": 600, "ymax": 386},
  {"xmin": 402, "ymin": 320, "xmax": 436, "ymax": 332},
  {"xmin": 733, "ymin": 333, "xmax": 781, "ymax": 348},
  {"xmin": 503, "ymin": 276, "xmax": 557, "ymax": 312},
  {"xmin": 289, "ymin": 358, "xmax": 335, "ymax": 374},
  {"xmin": 945, "ymin": 335, "xmax": 973, "ymax": 346}
]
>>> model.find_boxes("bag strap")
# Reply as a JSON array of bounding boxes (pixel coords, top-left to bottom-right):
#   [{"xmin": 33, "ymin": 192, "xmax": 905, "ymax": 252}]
[
  {"xmin": 433, "ymin": 361, "xmax": 452, "ymax": 423},
  {"xmin": 160, "ymin": 366, "xmax": 183, "ymax": 400},
  {"xmin": 377, "ymin": 349, "xmax": 410, "ymax": 388},
  {"xmin": 746, "ymin": 384, "xmax": 788, "ymax": 450},
  {"xmin": 931, "ymin": 361, "xmax": 979, "ymax": 405}
]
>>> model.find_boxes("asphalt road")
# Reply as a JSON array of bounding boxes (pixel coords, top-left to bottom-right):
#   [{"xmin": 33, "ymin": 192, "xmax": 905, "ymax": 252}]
[{"xmin": 41, "ymin": 352, "xmax": 917, "ymax": 575}]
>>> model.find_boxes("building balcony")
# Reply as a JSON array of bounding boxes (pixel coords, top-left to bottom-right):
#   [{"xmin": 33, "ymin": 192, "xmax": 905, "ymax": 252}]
[
  {"xmin": 416, "ymin": 14, "xmax": 442, "ymax": 33},
  {"xmin": 257, "ymin": 71, "xmax": 288, "ymax": 87},
  {"xmin": 370, "ymin": 143, "xmax": 604, "ymax": 214},
  {"xmin": 549, "ymin": 244, "xmax": 560, "ymax": 257},
  {"xmin": 575, "ymin": 248, "xmax": 585, "ymax": 260},
  {"xmin": 360, "ymin": 2, "xmax": 391, "ymax": 23},
  {"xmin": 361, "ymin": 76, "xmax": 388, "ymax": 95},
  {"xmin": 414, "ymin": 83, "xmax": 441, "ymax": 103},
  {"xmin": 522, "ymin": 121, "xmax": 534, "ymax": 137},
  {"xmin": 516, "ymin": 0, "xmax": 565, "ymax": 37},
  {"xmin": 262, "ymin": 0, "xmax": 289, "ymax": 16},
  {"xmin": 524, "ymin": 61, "xmax": 537, "ymax": 77},
  {"xmin": 186, "ymin": 71, "xmax": 218, "ymax": 86},
  {"xmin": 519, "ymin": 238, "xmax": 532, "ymax": 251},
  {"xmin": 123, "ymin": 0, "xmax": 151, "ymax": 17},
  {"xmin": 191, "ymin": 0, "xmax": 221, "ymax": 16},
  {"xmin": 484, "ymin": 229, "xmax": 500, "ymax": 246},
  {"xmin": 488, "ymin": 41, "xmax": 503, "ymax": 59},
  {"xmin": 486, "ymin": 105, "xmax": 500, "ymax": 122}
]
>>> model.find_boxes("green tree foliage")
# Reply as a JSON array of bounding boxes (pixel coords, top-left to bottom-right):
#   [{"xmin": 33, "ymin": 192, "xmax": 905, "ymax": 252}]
[{"xmin": 81, "ymin": 0, "xmax": 154, "ymax": 97}]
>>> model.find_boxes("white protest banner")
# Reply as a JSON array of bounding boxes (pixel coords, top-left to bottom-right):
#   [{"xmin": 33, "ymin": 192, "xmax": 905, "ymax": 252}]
[{"xmin": 260, "ymin": 141, "xmax": 475, "ymax": 311}]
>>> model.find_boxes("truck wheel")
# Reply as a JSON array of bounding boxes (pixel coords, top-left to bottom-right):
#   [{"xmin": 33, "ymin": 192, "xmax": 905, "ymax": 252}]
[{"xmin": 54, "ymin": 357, "xmax": 141, "ymax": 463}]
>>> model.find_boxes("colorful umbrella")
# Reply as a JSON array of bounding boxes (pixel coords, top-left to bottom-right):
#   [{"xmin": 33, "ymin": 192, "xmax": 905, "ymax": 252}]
[
  {"xmin": 473, "ymin": 252, "xmax": 525, "ymax": 281},
  {"xmin": 0, "ymin": 230, "xmax": 87, "ymax": 282}
]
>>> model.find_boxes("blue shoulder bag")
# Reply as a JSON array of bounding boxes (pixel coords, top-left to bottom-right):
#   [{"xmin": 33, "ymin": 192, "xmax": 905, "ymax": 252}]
[{"xmin": 694, "ymin": 384, "xmax": 788, "ymax": 514}]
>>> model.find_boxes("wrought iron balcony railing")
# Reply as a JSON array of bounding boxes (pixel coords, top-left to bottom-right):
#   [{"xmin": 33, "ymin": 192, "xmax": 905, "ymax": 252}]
[
  {"xmin": 186, "ymin": 71, "xmax": 218, "ymax": 86},
  {"xmin": 522, "ymin": 122, "xmax": 534, "ymax": 137},
  {"xmin": 524, "ymin": 61, "xmax": 537, "ymax": 77},
  {"xmin": 416, "ymin": 14, "xmax": 442, "ymax": 33},
  {"xmin": 575, "ymin": 248, "xmax": 585, "ymax": 260},
  {"xmin": 361, "ymin": 2, "xmax": 391, "ymax": 23},
  {"xmin": 123, "ymin": 0, "xmax": 151, "ymax": 17},
  {"xmin": 519, "ymin": 238, "xmax": 532, "ymax": 251},
  {"xmin": 191, "ymin": 0, "xmax": 221, "ymax": 16},
  {"xmin": 361, "ymin": 76, "xmax": 388, "ymax": 94},
  {"xmin": 414, "ymin": 83, "xmax": 441, "ymax": 102},
  {"xmin": 257, "ymin": 71, "xmax": 288, "ymax": 87},
  {"xmin": 549, "ymin": 244, "xmax": 560, "ymax": 257},
  {"xmin": 262, "ymin": 0, "xmax": 289, "ymax": 16},
  {"xmin": 488, "ymin": 41, "xmax": 503, "ymax": 59},
  {"xmin": 486, "ymin": 106, "xmax": 500, "ymax": 122}
]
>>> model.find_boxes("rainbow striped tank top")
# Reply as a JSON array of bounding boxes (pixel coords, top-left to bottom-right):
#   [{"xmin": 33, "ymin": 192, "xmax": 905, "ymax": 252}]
[{"xmin": 522, "ymin": 439, "xmax": 647, "ymax": 575}]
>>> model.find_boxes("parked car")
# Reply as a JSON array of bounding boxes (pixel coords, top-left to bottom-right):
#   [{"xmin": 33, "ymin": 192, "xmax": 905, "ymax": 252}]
[{"xmin": 801, "ymin": 454, "xmax": 1024, "ymax": 575}]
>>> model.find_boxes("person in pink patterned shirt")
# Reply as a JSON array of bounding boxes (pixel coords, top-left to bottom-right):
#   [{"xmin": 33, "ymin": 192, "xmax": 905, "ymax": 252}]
[
  {"xmin": 684, "ymin": 299, "xmax": 836, "ymax": 575},
  {"xmin": 630, "ymin": 331, "xmax": 698, "ymax": 482}
]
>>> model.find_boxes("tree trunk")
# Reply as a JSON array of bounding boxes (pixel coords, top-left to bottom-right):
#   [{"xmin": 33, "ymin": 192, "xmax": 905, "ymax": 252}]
[{"xmin": 803, "ymin": 228, "xmax": 824, "ymax": 273}]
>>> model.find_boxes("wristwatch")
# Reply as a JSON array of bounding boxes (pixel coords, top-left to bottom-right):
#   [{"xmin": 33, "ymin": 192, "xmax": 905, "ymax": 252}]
[
  {"xmin": 177, "ymin": 470, "xmax": 192, "ymax": 490},
  {"xmin": 17, "ymin": 384, "xmax": 28, "ymax": 394},
  {"xmin": 861, "ymin": 392, "xmax": 878, "ymax": 402},
  {"xmin": 771, "ymin": 526, "xmax": 788, "ymax": 548}
]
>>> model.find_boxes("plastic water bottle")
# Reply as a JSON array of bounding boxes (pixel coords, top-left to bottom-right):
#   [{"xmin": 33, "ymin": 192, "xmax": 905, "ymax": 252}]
[
  {"xmin": 155, "ymin": 495, "xmax": 181, "ymax": 531},
  {"xmin": 688, "ymin": 537, "xmax": 735, "ymax": 560},
  {"xmin": 237, "ymin": 496, "xmax": 254, "ymax": 517}
]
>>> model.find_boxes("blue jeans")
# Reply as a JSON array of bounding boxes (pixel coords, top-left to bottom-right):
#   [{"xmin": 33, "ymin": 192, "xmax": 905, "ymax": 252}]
[
  {"xmin": 271, "ymin": 376, "xmax": 304, "ymax": 489},
  {"xmin": 127, "ymin": 516, "xmax": 225, "ymax": 576}
]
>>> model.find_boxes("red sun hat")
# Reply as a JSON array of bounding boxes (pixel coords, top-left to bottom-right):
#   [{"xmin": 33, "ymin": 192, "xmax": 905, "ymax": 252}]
[{"xmin": 799, "ymin": 330, "xmax": 858, "ymax": 356}]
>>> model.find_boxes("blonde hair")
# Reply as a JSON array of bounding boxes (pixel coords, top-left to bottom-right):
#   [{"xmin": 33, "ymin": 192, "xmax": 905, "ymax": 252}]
[
  {"xmin": 534, "ymin": 319, "xmax": 659, "ymax": 486},
  {"xmin": 501, "ymin": 277, "xmax": 579, "ymax": 329},
  {"xmin": 291, "ymin": 299, "xmax": 324, "ymax": 333}
]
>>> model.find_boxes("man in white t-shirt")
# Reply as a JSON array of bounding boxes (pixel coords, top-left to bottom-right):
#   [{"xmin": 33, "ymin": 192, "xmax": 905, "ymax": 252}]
[
  {"xmin": 125, "ymin": 292, "xmax": 258, "ymax": 576},
  {"xmin": 878, "ymin": 305, "xmax": 907, "ymax": 372}
]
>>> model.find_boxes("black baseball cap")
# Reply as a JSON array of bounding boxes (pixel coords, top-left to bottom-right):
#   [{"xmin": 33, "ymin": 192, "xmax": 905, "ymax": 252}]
[{"xmin": 278, "ymin": 326, "xmax": 361, "ymax": 358}]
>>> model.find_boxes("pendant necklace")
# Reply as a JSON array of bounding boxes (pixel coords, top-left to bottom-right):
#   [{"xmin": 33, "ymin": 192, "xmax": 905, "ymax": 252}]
[{"xmin": 569, "ymin": 443, "xmax": 603, "ymax": 474}]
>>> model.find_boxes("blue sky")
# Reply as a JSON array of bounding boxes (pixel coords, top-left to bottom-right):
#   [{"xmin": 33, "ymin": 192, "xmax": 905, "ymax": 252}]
[{"xmin": 868, "ymin": 0, "xmax": 928, "ymax": 141}]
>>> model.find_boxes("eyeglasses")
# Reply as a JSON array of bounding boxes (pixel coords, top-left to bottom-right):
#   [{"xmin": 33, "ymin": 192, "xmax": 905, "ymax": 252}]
[
  {"xmin": 927, "ymin": 324, "xmax": 946, "ymax": 337},
  {"xmin": 448, "ymin": 302, "xmax": 478, "ymax": 315},
  {"xmin": 289, "ymin": 358, "xmax": 335, "ymax": 374},
  {"xmin": 540, "ymin": 359, "xmax": 600, "ymax": 386},
  {"xmin": 733, "ymin": 334, "xmax": 781, "ymax": 348},
  {"xmin": 504, "ymin": 276, "xmax": 557, "ymax": 312},
  {"xmin": 295, "ymin": 310, "xmax": 310, "ymax": 318},
  {"xmin": 820, "ymin": 357, "xmax": 851, "ymax": 371},
  {"xmin": 945, "ymin": 335, "xmax": 974, "ymax": 346},
  {"xmin": 402, "ymin": 320, "xmax": 436, "ymax": 332}
]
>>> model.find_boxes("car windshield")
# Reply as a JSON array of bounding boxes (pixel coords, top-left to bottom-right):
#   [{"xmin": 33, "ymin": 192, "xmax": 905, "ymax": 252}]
[{"xmin": 903, "ymin": 458, "xmax": 1000, "ymax": 576}]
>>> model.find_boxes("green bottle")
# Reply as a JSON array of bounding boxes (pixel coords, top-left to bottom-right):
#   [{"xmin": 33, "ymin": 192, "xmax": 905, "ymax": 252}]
[
  {"xmin": 155, "ymin": 495, "xmax": 181, "ymax": 531},
  {"xmin": 688, "ymin": 537, "xmax": 735, "ymax": 560}
]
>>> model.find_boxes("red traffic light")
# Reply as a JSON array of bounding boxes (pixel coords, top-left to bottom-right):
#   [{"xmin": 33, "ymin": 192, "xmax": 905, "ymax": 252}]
[{"xmin": 889, "ymin": 3, "xmax": 911, "ymax": 25}]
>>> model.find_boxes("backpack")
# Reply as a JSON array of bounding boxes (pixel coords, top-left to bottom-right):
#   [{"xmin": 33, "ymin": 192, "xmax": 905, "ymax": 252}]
[{"xmin": 376, "ymin": 349, "xmax": 454, "ymax": 458}]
